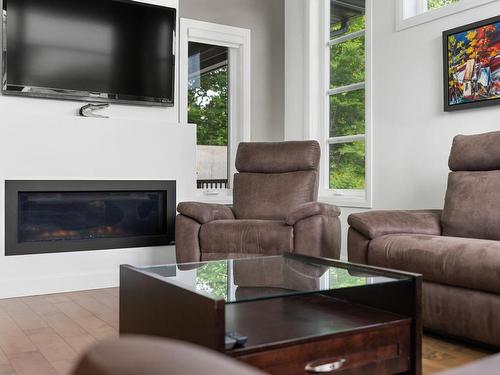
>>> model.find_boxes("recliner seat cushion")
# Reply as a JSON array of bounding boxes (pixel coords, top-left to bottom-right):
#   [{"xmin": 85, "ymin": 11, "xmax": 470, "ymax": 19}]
[
  {"xmin": 442, "ymin": 171, "xmax": 500, "ymax": 240},
  {"xmin": 199, "ymin": 220, "xmax": 293, "ymax": 256},
  {"xmin": 367, "ymin": 234, "xmax": 500, "ymax": 294},
  {"xmin": 233, "ymin": 171, "xmax": 317, "ymax": 220}
]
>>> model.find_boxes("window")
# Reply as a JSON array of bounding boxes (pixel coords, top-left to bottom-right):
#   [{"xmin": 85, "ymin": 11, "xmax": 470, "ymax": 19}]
[
  {"xmin": 179, "ymin": 19, "xmax": 251, "ymax": 201},
  {"xmin": 188, "ymin": 43, "xmax": 230, "ymax": 190},
  {"xmin": 323, "ymin": 0, "xmax": 371, "ymax": 207},
  {"xmin": 397, "ymin": 0, "xmax": 497, "ymax": 31},
  {"xmin": 403, "ymin": 0, "xmax": 461, "ymax": 19},
  {"xmin": 427, "ymin": 0, "xmax": 460, "ymax": 11}
]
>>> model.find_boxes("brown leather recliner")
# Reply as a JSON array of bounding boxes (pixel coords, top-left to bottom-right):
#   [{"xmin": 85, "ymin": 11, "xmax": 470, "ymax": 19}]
[
  {"xmin": 176, "ymin": 141, "xmax": 341, "ymax": 262},
  {"xmin": 348, "ymin": 131, "xmax": 500, "ymax": 348}
]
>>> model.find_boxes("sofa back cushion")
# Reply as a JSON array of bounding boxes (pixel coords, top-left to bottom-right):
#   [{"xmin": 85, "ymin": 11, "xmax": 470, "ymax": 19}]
[
  {"xmin": 442, "ymin": 132, "xmax": 500, "ymax": 239},
  {"xmin": 448, "ymin": 131, "xmax": 500, "ymax": 172}
]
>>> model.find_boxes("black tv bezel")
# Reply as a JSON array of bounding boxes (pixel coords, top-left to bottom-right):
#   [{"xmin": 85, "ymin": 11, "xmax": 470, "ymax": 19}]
[
  {"xmin": 1, "ymin": 0, "xmax": 177, "ymax": 107},
  {"xmin": 443, "ymin": 14, "xmax": 500, "ymax": 112}
]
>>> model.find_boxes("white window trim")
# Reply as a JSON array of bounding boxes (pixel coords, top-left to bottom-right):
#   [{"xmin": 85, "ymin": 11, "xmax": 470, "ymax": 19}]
[
  {"xmin": 318, "ymin": 0, "xmax": 373, "ymax": 209},
  {"xmin": 396, "ymin": 0, "xmax": 499, "ymax": 31},
  {"xmin": 179, "ymin": 19, "xmax": 251, "ymax": 204}
]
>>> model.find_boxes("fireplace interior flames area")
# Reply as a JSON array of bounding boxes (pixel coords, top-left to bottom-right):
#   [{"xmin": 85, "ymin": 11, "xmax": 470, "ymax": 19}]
[{"xmin": 18, "ymin": 191, "xmax": 167, "ymax": 243}]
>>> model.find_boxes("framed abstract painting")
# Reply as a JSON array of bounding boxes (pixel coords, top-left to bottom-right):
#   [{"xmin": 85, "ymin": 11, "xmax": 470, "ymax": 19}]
[{"xmin": 443, "ymin": 15, "xmax": 500, "ymax": 111}]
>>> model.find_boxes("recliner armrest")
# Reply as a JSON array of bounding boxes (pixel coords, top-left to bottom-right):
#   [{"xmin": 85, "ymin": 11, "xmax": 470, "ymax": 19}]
[
  {"xmin": 177, "ymin": 202, "xmax": 235, "ymax": 224},
  {"xmin": 285, "ymin": 202, "xmax": 341, "ymax": 226},
  {"xmin": 348, "ymin": 210, "xmax": 442, "ymax": 240}
]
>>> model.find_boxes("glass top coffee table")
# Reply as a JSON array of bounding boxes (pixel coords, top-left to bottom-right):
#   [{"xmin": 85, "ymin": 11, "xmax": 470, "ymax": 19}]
[{"xmin": 120, "ymin": 253, "xmax": 422, "ymax": 375}]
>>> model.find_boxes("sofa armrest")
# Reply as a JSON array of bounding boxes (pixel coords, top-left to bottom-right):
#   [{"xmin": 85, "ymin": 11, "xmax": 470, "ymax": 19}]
[
  {"xmin": 348, "ymin": 210, "xmax": 442, "ymax": 240},
  {"xmin": 285, "ymin": 202, "xmax": 341, "ymax": 226},
  {"xmin": 177, "ymin": 202, "xmax": 235, "ymax": 224}
]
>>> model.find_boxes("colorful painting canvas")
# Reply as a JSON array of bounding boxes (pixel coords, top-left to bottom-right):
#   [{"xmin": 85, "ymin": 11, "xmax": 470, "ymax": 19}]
[{"xmin": 444, "ymin": 16, "xmax": 500, "ymax": 111}]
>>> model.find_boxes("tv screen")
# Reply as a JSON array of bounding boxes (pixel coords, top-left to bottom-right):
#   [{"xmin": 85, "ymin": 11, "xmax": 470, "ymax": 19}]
[{"xmin": 2, "ymin": 0, "xmax": 176, "ymax": 106}]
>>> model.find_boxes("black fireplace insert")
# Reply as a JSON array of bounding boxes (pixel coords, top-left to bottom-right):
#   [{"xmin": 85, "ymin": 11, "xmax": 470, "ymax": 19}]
[{"xmin": 5, "ymin": 180, "xmax": 176, "ymax": 255}]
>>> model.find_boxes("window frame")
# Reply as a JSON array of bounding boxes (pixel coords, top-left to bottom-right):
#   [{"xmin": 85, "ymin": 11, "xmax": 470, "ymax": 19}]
[
  {"xmin": 179, "ymin": 19, "xmax": 251, "ymax": 203},
  {"xmin": 319, "ymin": 0, "xmax": 373, "ymax": 208},
  {"xmin": 396, "ymin": 0, "xmax": 499, "ymax": 31}
]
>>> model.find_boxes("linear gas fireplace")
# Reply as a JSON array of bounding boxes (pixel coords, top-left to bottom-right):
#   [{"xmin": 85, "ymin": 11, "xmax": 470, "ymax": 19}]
[{"xmin": 5, "ymin": 180, "xmax": 176, "ymax": 256}]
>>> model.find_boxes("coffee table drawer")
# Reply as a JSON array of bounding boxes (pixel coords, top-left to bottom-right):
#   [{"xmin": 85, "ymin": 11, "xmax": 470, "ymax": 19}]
[{"xmin": 237, "ymin": 323, "xmax": 411, "ymax": 375}]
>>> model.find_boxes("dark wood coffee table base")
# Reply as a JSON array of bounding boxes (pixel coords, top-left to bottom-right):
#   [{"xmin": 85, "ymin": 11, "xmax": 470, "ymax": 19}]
[
  {"xmin": 120, "ymin": 254, "xmax": 422, "ymax": 375},
  {"xmin": 227, "ymin": 295, "xmax": 412, "ymax": 374}
]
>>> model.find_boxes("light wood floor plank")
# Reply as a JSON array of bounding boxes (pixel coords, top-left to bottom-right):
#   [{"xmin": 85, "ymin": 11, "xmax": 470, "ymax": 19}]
[
  {"xmin": 63, "ymin": 335, "xmax": 96, "ymax": 355},
  {"xmin": 89, "ymin": 290, "xmax": 119, "ymax": 312},
  {"xmin": 0, "ymin": 365, "xmax": 16, "ymax": 375},
  {"xmin": 68, "ymin": 294, "xmax": 118, "ymax": 330},
  {"xmin": 0, "ymin": 288, "xmax": 493, "ymax": 375},
  {"xmin": 27, "ymin": 328, "xmax": 77, "ymax": 363},
  {"xmin": 42, "ymin": 314, "xmax": 87, "ymax": 339},
  {"xmin": 21, "ymin": 297, "xmax": 60, "ymax": 318},
  {"xmin": 9, "ymin": 352, "xmax": 58, "ymax": 375},
  {"xmin": 52, "ymin": 300, "xmax": 117, "ymax": 341},
  {"xmin": 50, "ymin": 360, "xmax": 75, "ymax": 375},
  {"xmin": 3, "ymin": 303, "xmax": 48, "ymax": 334},
  {"xmin": 0, "ymin": 311, "xmax": 37, "ymax": 358}
]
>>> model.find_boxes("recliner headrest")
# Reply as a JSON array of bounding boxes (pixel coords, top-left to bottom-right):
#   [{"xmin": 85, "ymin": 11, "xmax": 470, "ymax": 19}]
[
  {"xmin": 235, "ymin": 141, "xmax": 321, "ymax": 173},
  {"xmin": 449, "ymin": 131, "xmax": 500, "ymax": 171}
]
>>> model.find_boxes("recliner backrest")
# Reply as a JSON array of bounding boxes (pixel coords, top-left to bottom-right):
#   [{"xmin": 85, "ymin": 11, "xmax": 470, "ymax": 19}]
[
  {"xmin": 233, "ymin": 141, "xmax": 320, "ymax": 220},
  {"xmin": 442, "ymin": 131, "xmax": 500, "ymax": 240}
]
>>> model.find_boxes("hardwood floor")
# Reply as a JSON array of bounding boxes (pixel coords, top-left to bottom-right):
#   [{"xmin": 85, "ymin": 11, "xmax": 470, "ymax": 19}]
[{"xmin": 0, "ymin": 288, "xmax": 493, "ymax": 375}]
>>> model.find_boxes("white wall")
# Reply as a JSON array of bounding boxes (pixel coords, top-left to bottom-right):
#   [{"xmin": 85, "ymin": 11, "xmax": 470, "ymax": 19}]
[
  {"xmin": 0, "ymin": 114, "xmax": 197, "ymax": 298},
  {"xmin": 286, "ymin": 0, "xmax": 500, "ymax": 258},
  {"xmin": 180, "ymin": 0, "xmax": 285, "ymax": 141},
  {"xmin": 370, "ymin": 0, "xmax": 500, "ymax": 210},
  {"xmin": 0, "ymin": 0, "xmax": 201, "ymax": 298}
]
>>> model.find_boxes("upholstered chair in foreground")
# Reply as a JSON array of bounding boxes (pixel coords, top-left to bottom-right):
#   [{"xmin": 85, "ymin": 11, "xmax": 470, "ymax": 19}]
[
  {"xmin": 347, "ymin": 131, "xmax": 500, "ymax": 347},
  {"xmin": 73, "ymin": 336, "xmax": 268, "ymax": 375},
  {"xmin": 176, "ymin": 141, "xmax": 341, "ymax": 262}
]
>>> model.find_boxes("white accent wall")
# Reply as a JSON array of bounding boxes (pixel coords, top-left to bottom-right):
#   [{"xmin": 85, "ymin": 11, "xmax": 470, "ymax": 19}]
[
  {"xmin": 286, "ymin": 0, "xmax": 500, "ymax": 258},
  {"xmin": 0, "ymin": 0, "xmax": 201, "ymax": 298}
]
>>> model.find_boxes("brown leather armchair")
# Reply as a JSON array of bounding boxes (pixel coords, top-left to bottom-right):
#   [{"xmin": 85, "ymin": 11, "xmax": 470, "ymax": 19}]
[
  {"xmin": 348, "ymin": 131, "xmax": 500, "ymax": 348},
  {"xmin": 176, "ymin": 141, "xmax": 341, "ymax": 262}
]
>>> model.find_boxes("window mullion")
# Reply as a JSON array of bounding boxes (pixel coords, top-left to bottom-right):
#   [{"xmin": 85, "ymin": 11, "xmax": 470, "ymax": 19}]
[
  {"xmin": 328, "ymin": 82, "xmax": 365, "ymax": 96},
  {"xmin": 328, "ymin": 29, "xmax": 365, "ymax": 46},
  {"xmin": 328, "ymin": 134, "xmax": 365, "ymax": 144}
]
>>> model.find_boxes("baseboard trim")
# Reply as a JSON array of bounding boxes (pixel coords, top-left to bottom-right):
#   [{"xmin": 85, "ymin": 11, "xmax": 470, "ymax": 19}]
[{"xmin": 0, "ymin": 269, "xmax": 122, "ymax": 299}]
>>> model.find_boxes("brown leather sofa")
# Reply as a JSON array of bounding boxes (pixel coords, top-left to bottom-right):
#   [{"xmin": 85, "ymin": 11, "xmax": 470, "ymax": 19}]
[
  {"xmin": 176, "ymin": 141, "xmax": 341, "ymax": 262},
  {"xmin": 73, "ymin": 336, "xmax": 268, "ymax": 375},
  {"xmin": 348, "ymin": 131, "xmax": 500, "ymax": 348}
]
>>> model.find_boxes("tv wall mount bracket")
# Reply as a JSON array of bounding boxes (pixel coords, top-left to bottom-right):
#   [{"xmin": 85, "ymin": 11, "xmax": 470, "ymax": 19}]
[{"xmin": 79, "ymin": 103, "xmax": 110, "ymax": 118}]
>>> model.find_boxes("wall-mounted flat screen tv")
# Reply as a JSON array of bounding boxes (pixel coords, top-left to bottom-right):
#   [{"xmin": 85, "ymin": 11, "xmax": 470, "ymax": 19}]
[{"xmin": 2, "ymin": 0, "xmax": 176, "ymax": 106}]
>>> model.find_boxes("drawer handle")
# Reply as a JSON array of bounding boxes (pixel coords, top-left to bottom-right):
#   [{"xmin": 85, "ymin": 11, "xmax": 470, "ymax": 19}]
[{"xmin": 305, "ymin": 358, "xmax": 346, "ymax": 373}]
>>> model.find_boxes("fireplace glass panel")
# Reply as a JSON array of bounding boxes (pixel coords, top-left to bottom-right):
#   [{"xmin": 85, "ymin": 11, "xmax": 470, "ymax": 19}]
[{"xmin": 18, "ymin": 191, "xmax": 167, "ymax": 243}]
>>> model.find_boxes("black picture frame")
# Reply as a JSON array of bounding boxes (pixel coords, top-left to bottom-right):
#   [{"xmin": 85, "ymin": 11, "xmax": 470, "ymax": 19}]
[{"xmin": 443, "ymin": 15, "xmax": 500, "ymax": 112}]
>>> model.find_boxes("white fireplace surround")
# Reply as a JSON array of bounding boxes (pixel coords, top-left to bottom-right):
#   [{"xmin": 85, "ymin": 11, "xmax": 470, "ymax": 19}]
[
  {"xmin": 0, "ymin": 0, "xmax": 196, "ymax": 298},
  {"xmin": 0, "ymin": 113, "xmax": 196, "ymax": 298}
]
